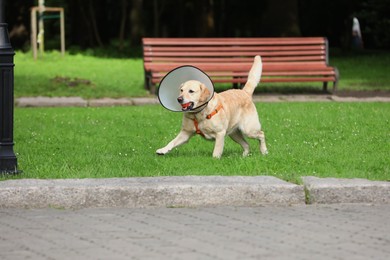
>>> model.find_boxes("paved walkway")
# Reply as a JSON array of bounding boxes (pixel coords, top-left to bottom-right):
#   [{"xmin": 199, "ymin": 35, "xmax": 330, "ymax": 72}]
[
  {"xmin": 1, "ymin": 204, "xmax": 389, "ymax": 260},
  {"xmin": 15, "ymin": 94, "xmax": 390, "ymax": 107}
]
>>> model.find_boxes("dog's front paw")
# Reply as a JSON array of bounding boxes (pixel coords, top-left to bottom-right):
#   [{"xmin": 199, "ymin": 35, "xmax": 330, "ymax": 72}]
[
  {"xmin": 242, "ymin": 150, "xmax": 250, "ymax": 157},
  {"xmin": 156, "ymin": 148, "xmax": 168, "ymax": 155},
  {"xmin": 212, "ymin": 152, "xmax": 222, "ymax": 159}
]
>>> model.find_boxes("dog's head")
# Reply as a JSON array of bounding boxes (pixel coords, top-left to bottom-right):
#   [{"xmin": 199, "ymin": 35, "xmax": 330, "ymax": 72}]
[{"xmin": 177, "ymin": 80, "xmax": 211, "ymax": 111}]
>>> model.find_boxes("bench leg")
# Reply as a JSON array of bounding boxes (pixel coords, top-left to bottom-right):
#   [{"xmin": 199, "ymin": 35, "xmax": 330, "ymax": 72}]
[
  {"xmin": 144, "ymin": 71, "xmax": 153, "ymax": 93},
  {"xmin": 322, "ymin": 82, "xmax": 328, "ymax": 92},
  {"xmin": 233, "ymin": 76, "xmax": 245, "ymax": 89},
  {"xmin": 333, "ymin": 67, "xmax": 340, "ymax": 92},
  {"xmin": 150, "ymin": 84, "xmax": 156, "ymax": 95},
  {"xmin": 332, "ymin": 81, "xmax": 338, "ymax": 92},
  {"xmin": 233, "ymin": 82, "xmax": 244, "ymax": 89}
]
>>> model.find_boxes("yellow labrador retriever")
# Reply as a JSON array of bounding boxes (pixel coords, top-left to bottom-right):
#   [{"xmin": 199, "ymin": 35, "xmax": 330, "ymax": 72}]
[{"xmin": 156, "ymin": 55, "xmax": 268, "ymax": 158}]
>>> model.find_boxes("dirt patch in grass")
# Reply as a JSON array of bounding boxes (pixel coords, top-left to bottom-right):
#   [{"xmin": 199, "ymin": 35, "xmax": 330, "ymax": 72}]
[{"xmin": 52, "ymin": 76, "xmax": 94, "ymax": 88}]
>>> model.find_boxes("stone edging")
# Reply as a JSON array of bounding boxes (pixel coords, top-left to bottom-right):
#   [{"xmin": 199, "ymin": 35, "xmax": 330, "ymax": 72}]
[
  {"xmin": 0, "ymin": 176, "xmax": 388, "ymax": 209},
  {"xmin": 15, "ymin": 95, "xmax": 390, "ymax": 108}
]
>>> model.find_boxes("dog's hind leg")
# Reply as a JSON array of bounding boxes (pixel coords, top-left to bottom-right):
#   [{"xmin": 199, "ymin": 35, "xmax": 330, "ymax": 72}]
[
  {"xmin": 229, "ymin": 130, "xmax": 250, "ymax": 156},
  {"xmin": 257, "ymin": 130, "xmax": 268, "ymax": 155},
  {"xmin": 241, "ymin": 117, "xmax": 268, "ymax": 155},
  {"xmin": 245, "ymin": 129, "xmax": 268, "ymax": 155}
]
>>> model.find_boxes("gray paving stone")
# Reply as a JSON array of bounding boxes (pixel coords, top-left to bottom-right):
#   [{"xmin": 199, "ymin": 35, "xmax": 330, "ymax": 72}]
[
  {"xmin": 302, "ymin": 176, "xmax": 390, "ymax": 204},
  {"xmin": 131, "ymin": 97, "xmax": 160, "ymax": 106},
  {"xmin": 331, "ymin": 96, "xmax": 390, "ymax": 102},
  {"xmin": 0, "ymin": 204, "xmax": 389, "ymax": 260},
  {"xmin": 88, "ymin": 97, "xmax": 133, "ymax": 107},
  {"xmin": 16, "ymin": 96, "xmax": 87, "ymax": 107},
  {"xmin": 0, "ymin": 176, "xmax": 305, "ymax": 209},
  {"xmin": 15, "ymin": 95, "xmax": 390, "ymax": 108}
]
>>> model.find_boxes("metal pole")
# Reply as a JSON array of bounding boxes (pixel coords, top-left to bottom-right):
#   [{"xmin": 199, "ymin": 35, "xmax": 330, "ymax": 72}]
[
  {"xmin": 0, "ymin": 0, "xmax": 19, "ymax": 174},
  {"xmin": 60, "ymin": 8, "xmax": 65, "ymax": 56},
  {"xmin": 38, "ymin": 0, "xmax": 45, "ymax": 56},
  {"xmin": 31, "ymin": 7, "xmax": 38, "ymax": 60}
]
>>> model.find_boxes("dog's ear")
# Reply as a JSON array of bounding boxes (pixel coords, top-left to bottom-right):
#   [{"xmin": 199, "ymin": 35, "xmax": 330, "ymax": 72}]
[{"xmin": 199, "ymin": 83, "xmax": 211, "ymax": 102}]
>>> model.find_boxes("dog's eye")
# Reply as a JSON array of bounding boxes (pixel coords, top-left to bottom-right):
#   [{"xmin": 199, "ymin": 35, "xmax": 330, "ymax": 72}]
[{"xmin": 189, "ymin": 90, "xmax": 195, "ymax": 94}]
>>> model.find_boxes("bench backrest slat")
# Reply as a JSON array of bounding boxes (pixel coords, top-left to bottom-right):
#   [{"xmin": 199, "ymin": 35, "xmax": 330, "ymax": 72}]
[
  {"xmin": 143, "ymin": 37, "xmax": 328, "ymax": 64},
  {"xmin": 144, "ymin": 46, "xmax": 324, "ymax": 52},
  {"xmin": 143, "ymin": 37, "xmax": 326, "ymax": 45},
  {"xmin": 145, "ymin": 56, "xmax": 325, "ymax": 61},
  {"xmin": 145, "ymin": 51, "xmax": 326, "ymax": 57}
]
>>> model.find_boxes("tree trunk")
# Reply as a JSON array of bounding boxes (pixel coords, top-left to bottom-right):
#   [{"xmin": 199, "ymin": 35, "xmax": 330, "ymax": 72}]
[
  {"xmin": 78, "ymin": 0, "xmax": 94, "ymax": 47},
  {"xmin": 153, "ymin": 0, "xmax": 159, "ymax": 37},
  {"xmin": 198, "ymin": 0, "xmax": 215, "ymax": 37},
  {"xmin": 261, "ymin": 0, "xmax": 301, "ymax": 36},
  {"xmin": 119, "ymin": 0, "xmax": 128, "ymax": 50},
  {"xmin": 88, "ymin": 0, "xmax": 103, "ymax": 47},
  {"xmin": 129, "ymin": 0, "xmax": 143, "ymax": 45}
]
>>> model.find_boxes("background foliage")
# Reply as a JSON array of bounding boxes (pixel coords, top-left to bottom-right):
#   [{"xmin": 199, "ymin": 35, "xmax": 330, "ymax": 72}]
[{"xmin": 6, "ymin": 0, "xmax": 390, "ymax": 56}]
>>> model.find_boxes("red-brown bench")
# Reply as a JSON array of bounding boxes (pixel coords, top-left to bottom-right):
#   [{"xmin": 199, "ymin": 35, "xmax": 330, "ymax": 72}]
[{"xmin": 142, "ymin": 37, "xmax": 339, "ymax": 93}]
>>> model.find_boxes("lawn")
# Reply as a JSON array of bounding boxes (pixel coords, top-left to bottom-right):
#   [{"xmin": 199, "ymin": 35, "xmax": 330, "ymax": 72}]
[
  {"xmin": 331, "ymin": 50, "xmax": 390, "ymax": 91},
  {"xmin": 6, "ymin": 102, "xmax": 390, "ymax": 183},
  {"xmin": 13, "ymin": 50, "xmax": 390, "ymax": 98},
  {"xmin": 5, "ymin": 50, "xmax": 390, "ymax": 182},
  {"xmin": 14, "ymin": 51, "xmax": 149, "ymax": 98}
]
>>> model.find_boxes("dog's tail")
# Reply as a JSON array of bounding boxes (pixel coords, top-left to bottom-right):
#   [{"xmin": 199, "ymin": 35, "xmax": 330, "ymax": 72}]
[{"xmin": 243, "ymin": 55, "xmax": 262, "ymax": 96}]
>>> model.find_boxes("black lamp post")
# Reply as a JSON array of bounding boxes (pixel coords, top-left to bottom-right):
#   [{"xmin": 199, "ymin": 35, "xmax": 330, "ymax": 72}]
[{"xmin": 0, "ymin": 0, "xmax": 18, "ymax": 174}]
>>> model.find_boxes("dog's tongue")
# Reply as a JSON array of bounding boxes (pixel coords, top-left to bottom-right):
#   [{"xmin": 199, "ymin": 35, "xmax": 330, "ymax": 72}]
[{"xmin": 181, "ymin": 103, "xmax": 191, "ymax": 109}]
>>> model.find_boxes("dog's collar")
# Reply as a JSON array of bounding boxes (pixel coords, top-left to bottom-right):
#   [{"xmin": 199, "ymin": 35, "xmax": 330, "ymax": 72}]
[
  {"xmin": 193, "ymin": 102, "xmax": 224, "ymax": 137},
  {"xmin": 189, "ymin": 101, "xmax": 208, "ymax": 113},
  {"xmin": 206, "ymin": 103, "xmax": 223, "ymax": 119},
  {"xmin": 188, "ymin": 94, "xmax": 215, "ymax": 113}
]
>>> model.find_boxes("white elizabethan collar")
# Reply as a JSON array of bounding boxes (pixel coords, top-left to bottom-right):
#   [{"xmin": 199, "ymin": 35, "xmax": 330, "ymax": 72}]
[{"xmin": 157, "ymin": 65, "xmax": 215, "ymax": 112}]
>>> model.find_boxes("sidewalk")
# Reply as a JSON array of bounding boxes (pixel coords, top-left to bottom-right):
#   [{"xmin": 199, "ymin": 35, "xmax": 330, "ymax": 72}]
[
  {"xmin": 1, "ymin": 204, "xmax": 389, "ymax": 259},
  {"xmin": 1, "ymin": 176, "xmax": 389, "ymax": 209},
  {"xmin": 15, "ymin": 94, "xmax": 390, "ymax": 107}
]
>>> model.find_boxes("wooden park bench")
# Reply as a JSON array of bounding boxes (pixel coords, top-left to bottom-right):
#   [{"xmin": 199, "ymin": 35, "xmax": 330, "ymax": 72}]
[{"xmin": 142, "ymin": 37, "xmax": 339, "ymax": 93}]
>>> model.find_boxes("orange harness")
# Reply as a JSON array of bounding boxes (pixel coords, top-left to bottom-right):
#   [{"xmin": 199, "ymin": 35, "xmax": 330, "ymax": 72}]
[{"xmin": 193, "ymin": 103, "xmax": 223, "ymax": 137}]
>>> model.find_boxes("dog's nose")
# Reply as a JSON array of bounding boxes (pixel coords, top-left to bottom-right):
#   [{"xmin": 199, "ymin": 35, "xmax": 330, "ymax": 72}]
[{"xmin": 177, "ymin": 96, "xmax": 183, "ymax": 104}]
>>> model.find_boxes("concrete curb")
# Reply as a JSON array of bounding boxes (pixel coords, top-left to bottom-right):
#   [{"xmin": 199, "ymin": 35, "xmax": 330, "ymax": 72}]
[
  {"xmin": 1, "ymin": 176, "xmax": 389, "ymax": 209},
  {"xmin": 15, "ymin": 95, "xmax": 390, "ymax": 107},
  {"xmin": 15, "ymin": 97, "xmax": 161, "ymax": 108},
  {"xmin": 302, "ymin": 176, "xmax": 390, "ymax": 204},
  {"xmin": 0, "ymin": 176, "xmax": 304, "ymax": 209},
  {"xmin": 16, "ymin": 97, "xmax": 88, "ymax": 107}
]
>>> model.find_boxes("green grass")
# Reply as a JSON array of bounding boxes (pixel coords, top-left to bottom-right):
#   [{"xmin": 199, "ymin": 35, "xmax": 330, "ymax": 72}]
[
  {"xmin": 14, "ymin": 51, "xmax": 149, "ymax": 98},
  {"xmin": 5, "ymin": 102, "xmax": 389, "ymax": 183},
  {"xmin": 331, "ymin": 51, "xmax": 390, "ymax": 91},
  {"xmin": 14, "ymin": 50, "xmax": 390, "ymax": 98},
  {"xmin": 8, "ymin": 50, "xmax": 390, "ymax": 182}
]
